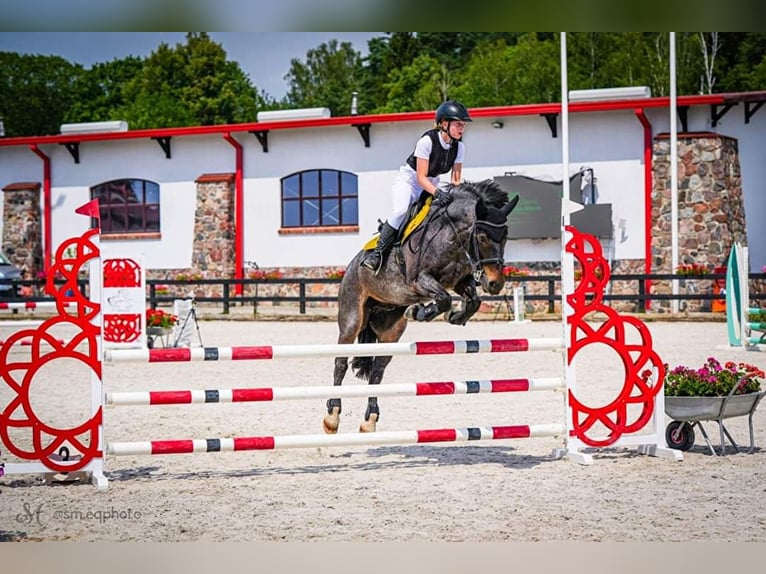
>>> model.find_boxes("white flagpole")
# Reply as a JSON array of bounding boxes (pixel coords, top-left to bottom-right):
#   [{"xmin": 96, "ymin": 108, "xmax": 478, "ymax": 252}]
[{"xmin": 670, "ymin": 32, "xmax": 679, "ymax": 313}]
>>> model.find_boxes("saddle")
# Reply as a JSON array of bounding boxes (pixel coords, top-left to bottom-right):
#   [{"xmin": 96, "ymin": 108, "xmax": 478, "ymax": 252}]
[{"xmin": 362, "ymin": 192, "xmax": 433, "ymax": 252}]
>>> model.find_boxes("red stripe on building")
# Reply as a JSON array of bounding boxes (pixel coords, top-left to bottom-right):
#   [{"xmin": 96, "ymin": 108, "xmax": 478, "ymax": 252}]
[
  {"xmin": 414, "ymin": 341, "xmax": 456, "ymax": 355},
  {"xmin": 151, "ymin": 440, "xmax": 194, "ymax": 454},
  {"xmin": 492, "ymin": 425, "xmax": 531, "ymax": 439},
  {"xmin": 149, "ymin": 348, "xmax": 191, "ymax": 362},
  {"xmin": 232, "ymin": 388, "xmax": 274, "ymax": 402},
  {"xmin": 233, "ymin": 436, "xmax": 276, "ymax": 450},
  {"xmin": 490, "ymin": 339, "xmax": 529, "ymax": 352},
  {"xmin": 231, "ymin": 346, "xmax": 274, "ymax": 360},
  {"xmin": 415, "ymin": 382, "xmax": 456, "ymax": 395},
  {"xmin": 149, "ymin": 391, "xmax": 192, "ymax": 405},
  {"xmin": 490, "ymin": 379, "xmax": 530, "ymax": 392},
  {"xmin": 417, "ymin": 428, "xmax": 457, "ymax": 443}
]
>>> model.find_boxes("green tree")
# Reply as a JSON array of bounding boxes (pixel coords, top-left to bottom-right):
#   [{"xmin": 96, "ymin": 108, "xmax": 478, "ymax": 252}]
[
  {"xmin": 450, "ymin": 39, "xmax": 516, "ymax": 107},
  {"xmin": 284, "ymin": 39, "xmax": 364, "ymax": 116},
  {"xmin": 0, "ymin": 52, "xmax": 84, "ymax": 136},
  {"xmin": 120, "ymin": 32, "xmax": 261, "ymax": 129},
  {"xmin": 65, "ymin": 56, "xmax": 144, "ymax": 123},
  {"xmin": 377, "ymin": 54, "xmax": 447, "ymax": 113}
]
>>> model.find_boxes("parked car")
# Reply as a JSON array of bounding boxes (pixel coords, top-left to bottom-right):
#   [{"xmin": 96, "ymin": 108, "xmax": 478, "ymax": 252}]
[{"xmin": 0, "ymin": 251, "xmax": 22, "ymax": 297}]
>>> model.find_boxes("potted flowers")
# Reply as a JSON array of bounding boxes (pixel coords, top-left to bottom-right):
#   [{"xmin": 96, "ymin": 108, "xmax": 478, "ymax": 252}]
[
  {"xmin": 146, "ymin": 308, "xmax": 178, "ymax": 335},
  {"xmin": 663, "ymin": 357, "xmax": 765, "ymax": 453}
]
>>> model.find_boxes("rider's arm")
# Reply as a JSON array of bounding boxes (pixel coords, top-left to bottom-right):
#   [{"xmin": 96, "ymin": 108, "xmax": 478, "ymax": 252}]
[
  {"xmin": 450, "ymin": 162, "xmax": 463, "ymax": 186},
  {"xmin": 416, "ymin": 157, "xmax": 439, "ymax": 196}
]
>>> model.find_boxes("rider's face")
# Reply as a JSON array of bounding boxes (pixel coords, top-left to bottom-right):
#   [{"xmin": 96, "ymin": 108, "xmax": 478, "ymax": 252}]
[{"xmin": 447, "ymin": 120, "xmax": 466, "ymax": 138}]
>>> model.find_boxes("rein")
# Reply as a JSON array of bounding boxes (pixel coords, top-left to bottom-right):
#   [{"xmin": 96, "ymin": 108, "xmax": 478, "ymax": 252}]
[{"xmin": 443, "ymin": 213, "xmax": 507, "ymax": 282}]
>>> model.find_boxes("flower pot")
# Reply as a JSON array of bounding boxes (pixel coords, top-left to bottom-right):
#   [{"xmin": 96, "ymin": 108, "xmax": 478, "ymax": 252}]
[
  {"xmin": 665, "ymin": 392, "xmax": 765, "ymax": 421},
  {"xmin": 147, "ymin": 327, "xmax": 173, "ymax": 336}
]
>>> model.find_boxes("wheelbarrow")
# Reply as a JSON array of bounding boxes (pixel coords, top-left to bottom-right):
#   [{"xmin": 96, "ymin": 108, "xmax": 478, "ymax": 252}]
[{"xmin": 665, "ymin": 389, "xmax": 766, "ymax": 455}]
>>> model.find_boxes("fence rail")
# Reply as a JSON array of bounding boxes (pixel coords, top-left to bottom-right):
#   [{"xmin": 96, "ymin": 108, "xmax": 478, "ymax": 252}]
[{"xmin": 3, "ymin": 273, "xmax": 764, "ymax": 315}]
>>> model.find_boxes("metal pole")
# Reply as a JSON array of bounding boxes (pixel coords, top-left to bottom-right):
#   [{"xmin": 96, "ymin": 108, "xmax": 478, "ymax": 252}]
[{"xmin": 670, "ymin": 32, "xmax": 679, "ymax": 313}]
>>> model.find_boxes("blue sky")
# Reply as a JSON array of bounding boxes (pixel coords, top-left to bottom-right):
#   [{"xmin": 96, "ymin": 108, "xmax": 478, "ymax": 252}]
[{"xmin": 0, "ymin": 32, "xmax": 381, "ymax": 99}]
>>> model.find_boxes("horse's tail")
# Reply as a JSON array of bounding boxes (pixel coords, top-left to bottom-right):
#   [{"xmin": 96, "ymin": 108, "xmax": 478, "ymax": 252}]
[{"xmin": 350, "ymin": 323, "xmax": 378, "ymax": 381}]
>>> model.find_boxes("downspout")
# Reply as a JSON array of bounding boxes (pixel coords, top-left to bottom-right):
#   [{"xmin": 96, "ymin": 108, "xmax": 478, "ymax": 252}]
[
  {"xmin": 29, "ymin": 144, "xmax": 52, "ymax": 273},
  {"xmin": 223, "ymin": 133, "xmax": 244, "ymax": 295},
  {"xmin": 634, "ymin": 109, "xmax": 653, "ymax": 310}
]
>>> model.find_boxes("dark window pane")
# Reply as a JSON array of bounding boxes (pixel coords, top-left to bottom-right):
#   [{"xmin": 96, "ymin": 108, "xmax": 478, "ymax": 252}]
[
  {"xmin": 302, "ymin": 171, "xmax": 319, "ymax": 198},
  {"xmin": 283, "ymin": 200, "xmax": 300, "ymax": 227},
  {"xmin": 282, "ymin": 174, "xmax": 300, "ymax": 199},
  {"xmin": 321, "ymin": 198, "xmax": 340, "ymax": 225},
  {"xmin": 341, "ymin": 172, "xmax": 358, "ymax": 197},
  {"xmin": 321, "ymin": 170, "xmax": 339, "ymax": 197},
  {"xmin": 302, "ymin": 199, "xmax": 319, "ymax": 226}
]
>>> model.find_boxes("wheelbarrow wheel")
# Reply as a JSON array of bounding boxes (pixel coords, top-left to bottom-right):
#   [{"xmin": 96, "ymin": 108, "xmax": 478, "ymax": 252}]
[{"xmin": 666, "ymin": 420, "xmax": 695, "ymax": 451}]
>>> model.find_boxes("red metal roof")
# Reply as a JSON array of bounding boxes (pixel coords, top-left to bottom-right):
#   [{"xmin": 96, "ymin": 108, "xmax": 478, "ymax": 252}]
[{"xmin": 0, "ymin": 93, "xmax": 729, "ymax": 148}]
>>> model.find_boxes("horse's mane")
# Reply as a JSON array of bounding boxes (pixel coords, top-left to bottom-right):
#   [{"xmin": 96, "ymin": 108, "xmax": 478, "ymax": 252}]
[{"xmin": 449, "ymin": 179, "xmax": 508, "ymax": 209}]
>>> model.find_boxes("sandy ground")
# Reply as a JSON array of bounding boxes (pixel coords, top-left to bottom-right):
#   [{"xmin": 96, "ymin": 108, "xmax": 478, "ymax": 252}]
[{"xmin": 1, "ymin": 318, "xmax": 765, "ymax": 542}]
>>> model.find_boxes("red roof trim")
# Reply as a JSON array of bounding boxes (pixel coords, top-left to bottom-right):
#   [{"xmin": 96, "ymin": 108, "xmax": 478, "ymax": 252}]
[{"xmin": 0, "ymin": 93, "xmax": 727, "ymax": 148}]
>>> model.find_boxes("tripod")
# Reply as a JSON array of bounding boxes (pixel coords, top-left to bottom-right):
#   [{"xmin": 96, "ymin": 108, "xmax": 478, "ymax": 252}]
[{"xmin": 172, "ymin": 296, "xmax": 203, "ymax": 348}]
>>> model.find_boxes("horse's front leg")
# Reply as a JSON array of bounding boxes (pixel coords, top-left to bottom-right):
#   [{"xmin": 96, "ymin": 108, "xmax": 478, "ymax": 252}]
[
  {"xmin": 446, "ymin": 275, "xmax": 481, "ymax": 326},
  {"xmin": 404, "ymin": 272, "xmax": 453, "ymax": 322},
  {"xmin": 323, "ymin": 356, "xmax": 348, "ymax": 434}
]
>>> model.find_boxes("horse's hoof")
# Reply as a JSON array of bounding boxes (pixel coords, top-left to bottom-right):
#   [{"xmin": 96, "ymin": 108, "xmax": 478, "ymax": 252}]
[
  {"xmin": 359, "ymin": 413, "xmax": 378, "ymax": 433},
  {"xmin": 447, "ymin": 311, "xmax": 467, "ymax": 325},
  {"xmin": 323, "ymin": 407, "xmax": 340, "ymax": 434}
]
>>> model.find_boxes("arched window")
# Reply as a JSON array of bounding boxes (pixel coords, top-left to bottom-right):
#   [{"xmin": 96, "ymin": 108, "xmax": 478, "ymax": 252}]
[
  {"xmin": 91, "ymin": 179, "xmax": 160, "ymax": 235},
  {"xmin": 281, "ymin": 169, "xmax": 358, "ymax": 228}
]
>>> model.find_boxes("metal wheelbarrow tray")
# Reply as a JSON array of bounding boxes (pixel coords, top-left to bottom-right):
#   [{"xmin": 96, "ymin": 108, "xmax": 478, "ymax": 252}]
[{"xmin": 664, "ymin": 390, "xmax": 766, "ymax": 455}]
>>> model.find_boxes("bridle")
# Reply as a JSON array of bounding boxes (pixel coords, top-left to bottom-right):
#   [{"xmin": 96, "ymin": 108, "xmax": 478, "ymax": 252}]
[{"xmin": 444, "ymin": 213, "xmax": 507, "ymax": 283}]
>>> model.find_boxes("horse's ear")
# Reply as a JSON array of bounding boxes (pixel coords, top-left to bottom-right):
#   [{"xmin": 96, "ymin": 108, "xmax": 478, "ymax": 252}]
[{"xmin": 502, "ymin": 194, "xmax": 520, "ymax": 217}]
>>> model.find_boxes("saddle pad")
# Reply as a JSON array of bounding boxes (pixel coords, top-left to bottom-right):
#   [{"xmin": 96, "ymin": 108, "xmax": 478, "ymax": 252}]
[{"xmin": 362, "ymin": 196, "xmax": 433, "ymax": 251}]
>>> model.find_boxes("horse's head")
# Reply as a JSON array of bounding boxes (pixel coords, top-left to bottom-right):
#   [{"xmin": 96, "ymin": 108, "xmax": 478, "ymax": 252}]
[{"xmin": 471, "ymin": 193, "xmax": 518, "ymax": 294}]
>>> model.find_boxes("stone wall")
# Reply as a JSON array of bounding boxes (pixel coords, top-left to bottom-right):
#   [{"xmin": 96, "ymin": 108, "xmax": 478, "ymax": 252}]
[
  {"xmin": 650, "ymin": 132, "xmax": 747, "ymax": 312},
  {"xmin": 147, "ymin": 173, "xmax": 235, "ymax": 298},
  {"xmin": 2, "ymin": 182, "xmax": 42, "ymax": 278}
]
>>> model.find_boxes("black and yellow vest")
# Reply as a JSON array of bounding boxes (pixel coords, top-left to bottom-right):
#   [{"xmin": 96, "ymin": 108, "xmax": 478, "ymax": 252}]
[{"xmin": 405, "ymin": 129, "xmax": 459, "ymax": 178}]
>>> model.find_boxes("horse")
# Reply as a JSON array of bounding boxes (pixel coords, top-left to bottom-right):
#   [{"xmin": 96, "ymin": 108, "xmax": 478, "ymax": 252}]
[{"xmin": 323, "ymin": 179, "xmax": 518, "ymax": 434}]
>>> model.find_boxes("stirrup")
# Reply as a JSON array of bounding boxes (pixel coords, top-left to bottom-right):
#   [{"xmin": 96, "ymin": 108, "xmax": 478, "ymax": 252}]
[{"xmin": 360, "ymin": 254, "xmax": 381, "ymax": 271}]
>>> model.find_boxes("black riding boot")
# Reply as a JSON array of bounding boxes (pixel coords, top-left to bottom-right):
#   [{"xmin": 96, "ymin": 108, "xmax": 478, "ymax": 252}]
[{"xmin": 360, "ymin": 222, "xmax": 398, "ymax": 273}]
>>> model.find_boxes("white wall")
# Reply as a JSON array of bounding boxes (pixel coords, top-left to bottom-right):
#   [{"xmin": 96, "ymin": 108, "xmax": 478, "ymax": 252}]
[{"xmin": 1, "ymin": 103, "xmax": 764, "ymax": 271}]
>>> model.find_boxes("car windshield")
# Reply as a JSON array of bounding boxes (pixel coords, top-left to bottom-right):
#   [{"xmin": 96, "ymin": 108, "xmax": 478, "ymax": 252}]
[{"xmin": 0, "ymin": 252, "xmax": 12, "ymax": 265}]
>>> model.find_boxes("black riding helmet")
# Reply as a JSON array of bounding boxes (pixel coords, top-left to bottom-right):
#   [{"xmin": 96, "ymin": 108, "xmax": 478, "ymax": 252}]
[{"xmin": 435, "ymin": 100, "xmax": 472, "ymax": 124}]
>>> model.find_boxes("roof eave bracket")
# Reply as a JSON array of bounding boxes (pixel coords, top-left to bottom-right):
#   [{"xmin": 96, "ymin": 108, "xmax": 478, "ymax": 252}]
[
  {"xmin": 60, "ymin": 142, "xmax": 80, "ymax": 164},
  {"xmin": 152, "ymin": 136, "xmax": 172, "ymax": 159},
  {"xmin": 352, "ymin": 123, "xmax": 371, "ymax": 147},
  {"xmin": 745, "ymin": 101, "xmax": 764, "ymax": 124},
  {"xmin": 250, "ymin": 130, "xmax": 269, "ymax": 153},
  {"xmin": 541, "ymin": 113, "xmax": 558, "ymax": 138},
  {"xmin": 711, "ymin": 103, "xmax": 737, "ymax": 128}
]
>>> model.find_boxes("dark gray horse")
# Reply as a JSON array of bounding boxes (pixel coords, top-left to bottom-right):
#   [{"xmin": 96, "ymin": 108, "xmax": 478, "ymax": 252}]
[{"xmin": 324, "ymin": 179, "xmax": 518, "ymax": 433}]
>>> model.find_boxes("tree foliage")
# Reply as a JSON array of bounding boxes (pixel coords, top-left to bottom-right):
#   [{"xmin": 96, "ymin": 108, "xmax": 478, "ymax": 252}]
[
  {"xmin": 284, "ymin": 39, "xmax": 364, "ymax": 116},
  {"xmin": 0, "ymin": 52, "xmax": 84, "ymax": 136},
  {"xmin": 1, "ymin": 32, "xmax": 765, "ymax": 137}
]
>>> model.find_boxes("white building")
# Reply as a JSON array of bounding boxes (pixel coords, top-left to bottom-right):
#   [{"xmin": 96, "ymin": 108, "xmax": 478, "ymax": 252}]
[{"xmin": 1, "ymin": 92, "xmax": 764, "ymax": 280}]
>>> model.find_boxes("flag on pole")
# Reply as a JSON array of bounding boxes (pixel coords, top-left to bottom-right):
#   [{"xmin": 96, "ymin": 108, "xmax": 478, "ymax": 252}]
[{"xmin": 75, "ymin": 198, "xmax": 101, "ymax": 225}]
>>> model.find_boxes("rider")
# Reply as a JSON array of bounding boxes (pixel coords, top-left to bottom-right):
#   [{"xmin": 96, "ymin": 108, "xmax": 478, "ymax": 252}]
[{"xmin": 360, "ymin": 100, "xmax": 472, "ymax": 272}]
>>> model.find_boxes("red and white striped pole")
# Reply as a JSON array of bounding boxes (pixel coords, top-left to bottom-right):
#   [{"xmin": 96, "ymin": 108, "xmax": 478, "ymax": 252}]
[
  {"xmin": 107, "ymin": 423, "xmax": 566, "ymax": 456},
  {"xmin": 106, "ymin": 377, "xmax": 564, "ymax": 406},
  {"xmin": 104, "ymin": 337, "xmax": 563, "ymax": 363}
]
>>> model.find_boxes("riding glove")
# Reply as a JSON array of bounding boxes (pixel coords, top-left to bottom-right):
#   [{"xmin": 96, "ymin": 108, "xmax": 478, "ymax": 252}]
[{"xmin": 432, "ymin": 189, "xmax": 453, "ymax": 208}]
